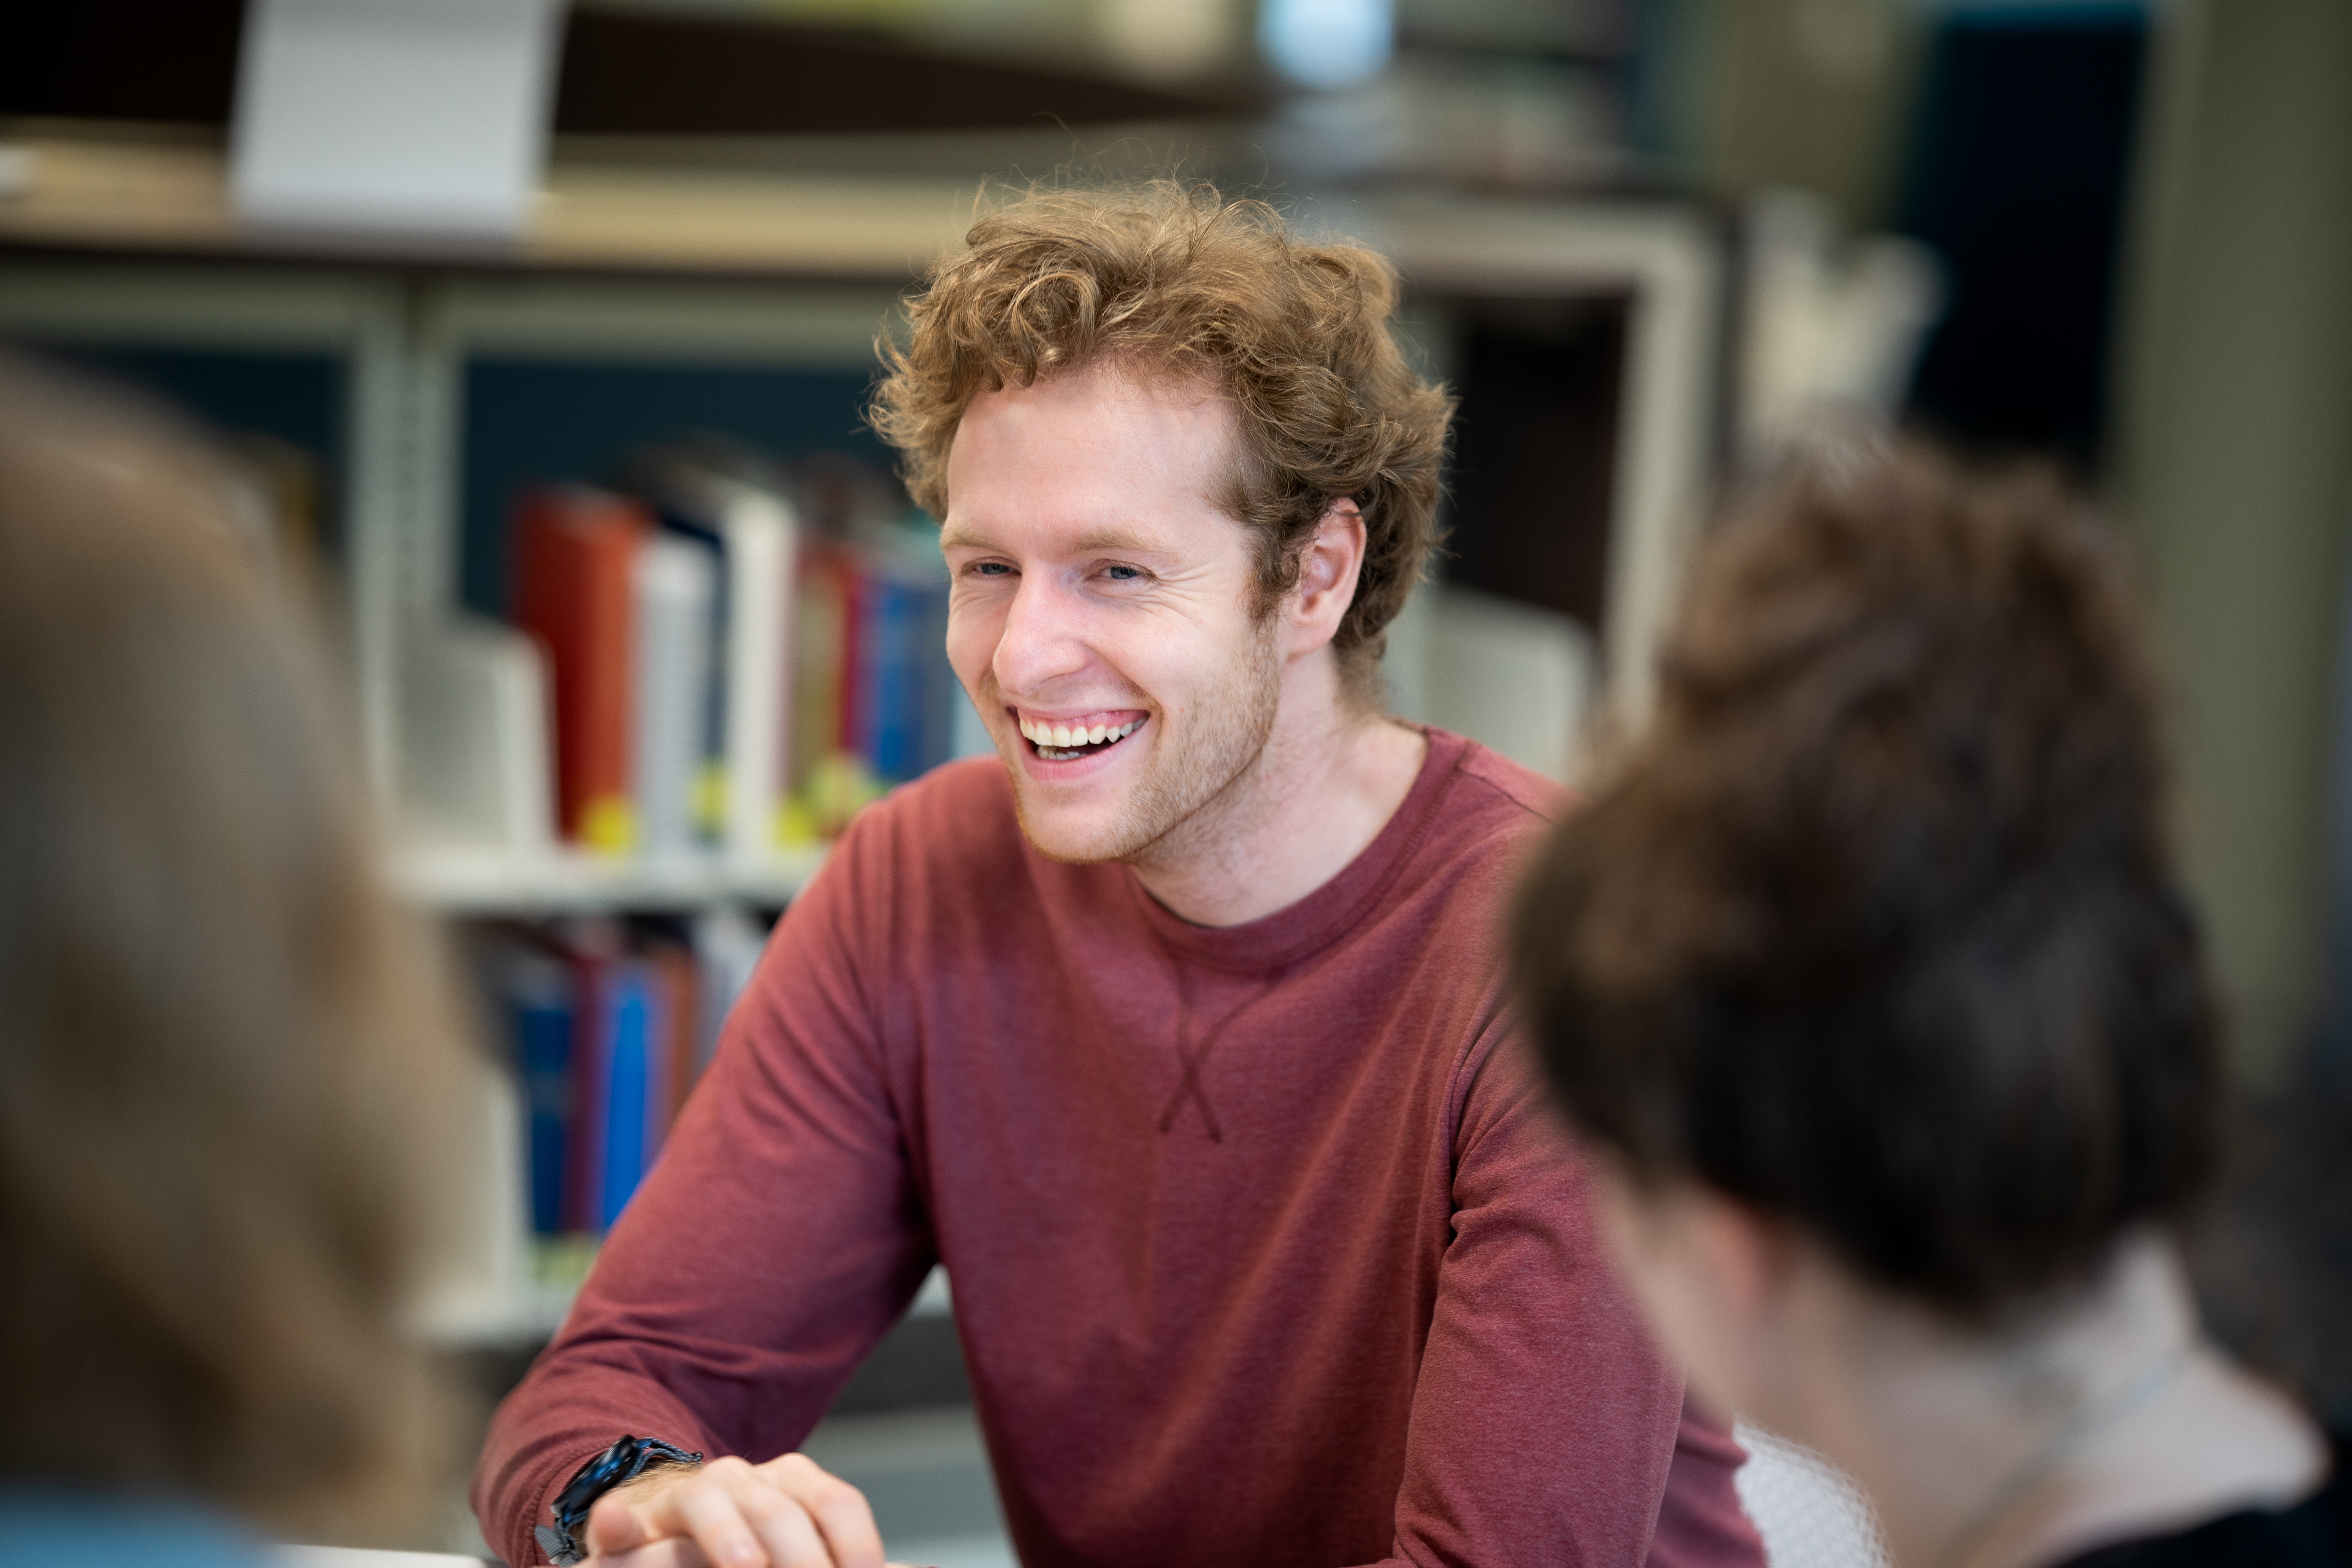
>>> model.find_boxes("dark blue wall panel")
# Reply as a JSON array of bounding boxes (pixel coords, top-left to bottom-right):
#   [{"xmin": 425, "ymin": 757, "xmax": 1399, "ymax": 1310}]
[
  {"xmin": 29, "ymin": 343, "xmax": 347, "ymax": 557},
  {"xmin": 461, "ymin": 357, "xmax": 892, "ymax": 617}
]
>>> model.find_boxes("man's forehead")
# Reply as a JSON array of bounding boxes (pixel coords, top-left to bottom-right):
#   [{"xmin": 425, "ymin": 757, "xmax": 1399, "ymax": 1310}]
[
  {"xmin": 955, "ymin": 357, "xmax": 1234, "ymax": 452},
  {"xmin": 942, "ymin": 359, "xmax": 1243, "ymax": 546}
]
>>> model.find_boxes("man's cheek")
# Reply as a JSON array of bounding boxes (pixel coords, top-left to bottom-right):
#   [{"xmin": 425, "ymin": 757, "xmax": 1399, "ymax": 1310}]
[{"xmin": 945, "ymin": 610, "xmax": 1004, "ymax": 703}]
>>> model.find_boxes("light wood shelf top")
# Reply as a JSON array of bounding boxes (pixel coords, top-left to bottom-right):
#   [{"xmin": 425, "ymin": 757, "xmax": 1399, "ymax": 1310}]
[
  {"xmin": 0, "ymin": 127, "xmax": 1714, "ymax": 290},
  {"xmin": 0, "ymin": 130, "xmax": 976, "ymax": 279}
]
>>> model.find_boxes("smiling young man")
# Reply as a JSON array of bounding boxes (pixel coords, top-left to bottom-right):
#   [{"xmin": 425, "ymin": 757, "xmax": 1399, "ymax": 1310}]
[{"xmin": 475, "ymin": 183, "xmax": 1763, "ymax": 1568}]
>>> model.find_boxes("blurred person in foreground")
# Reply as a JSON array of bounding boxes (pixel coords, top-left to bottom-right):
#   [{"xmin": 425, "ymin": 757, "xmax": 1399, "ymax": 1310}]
[
  {"xmin": 477, "ymin": 181, "xmax": 1762, "ymax": 1568},
  {"xmin": 1512, "ymin": 445, "xmax": 2350, "ymax": 1567},
  {"xmin": 0, "ymin": 358, "xmax": 463, "ymax": 1563}
]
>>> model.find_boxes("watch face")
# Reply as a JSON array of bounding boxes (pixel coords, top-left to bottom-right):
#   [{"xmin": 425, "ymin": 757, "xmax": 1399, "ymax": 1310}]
[
  {"xmin": 550, "ymin": 1432, "xmax": 706, "ymax": 1554},
  {"xmin": 556, "ymin": 1437, "xmax": 638, "ymax": 1522}
]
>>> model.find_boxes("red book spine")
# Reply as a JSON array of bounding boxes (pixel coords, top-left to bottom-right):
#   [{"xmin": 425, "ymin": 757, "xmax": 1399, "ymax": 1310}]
[
  {"xmin": 513, "ymin": 489, "xmax": 647, "ymax": 849},
  {"xmin": 650, "ymin": 941, "xmax": 699, "ymax": 1141},
  {"xmin": 835, "ymin": 549, "xmax": 866, "ymax": 760}
]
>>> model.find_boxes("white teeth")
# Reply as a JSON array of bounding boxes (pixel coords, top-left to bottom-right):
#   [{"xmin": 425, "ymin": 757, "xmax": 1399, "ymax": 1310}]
[{"xmin": 1019, "ymin": 715, "xmax": 1141, "ymax": 752}]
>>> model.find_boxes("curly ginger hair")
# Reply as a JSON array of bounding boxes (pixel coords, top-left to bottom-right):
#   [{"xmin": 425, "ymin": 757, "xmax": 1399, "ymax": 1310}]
[{"xmin": 869, "ymin": 180, "xmax": 1454, "ymax": 701}]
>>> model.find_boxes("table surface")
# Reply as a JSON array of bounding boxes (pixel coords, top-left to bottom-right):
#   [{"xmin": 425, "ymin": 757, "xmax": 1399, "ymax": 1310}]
[{"xmin": 274, "ymin": 1548, "xmax": 486, "ymax": 1567}]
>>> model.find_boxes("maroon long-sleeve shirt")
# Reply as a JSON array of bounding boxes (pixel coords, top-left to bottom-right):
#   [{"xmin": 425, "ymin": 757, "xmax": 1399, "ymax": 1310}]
[{"xmin": 475, "ymin": 728, "xmax": 1764, "ymax": 1568}]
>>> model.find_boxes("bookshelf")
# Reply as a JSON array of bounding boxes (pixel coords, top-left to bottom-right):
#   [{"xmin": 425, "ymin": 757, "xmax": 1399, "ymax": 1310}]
[
  {"xmin": 393, "ymin": 844, "xmax": 825, "ymax": 917},
  {"xmin": 0, "ymin": 127, "xmax": 1726, "ymax": 1337}
]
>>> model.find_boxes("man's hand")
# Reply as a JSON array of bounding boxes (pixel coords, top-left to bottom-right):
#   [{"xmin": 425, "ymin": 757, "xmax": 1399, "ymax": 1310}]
[{"xmin": 582, "ymin": 1452, "xmax": 896, "ymax": 1568}]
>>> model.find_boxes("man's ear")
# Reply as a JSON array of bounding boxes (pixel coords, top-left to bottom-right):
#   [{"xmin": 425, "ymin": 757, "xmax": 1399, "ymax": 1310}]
[{"xmin": 1285, "ymin": 499, "xmax": 1367, "ymax": 651}]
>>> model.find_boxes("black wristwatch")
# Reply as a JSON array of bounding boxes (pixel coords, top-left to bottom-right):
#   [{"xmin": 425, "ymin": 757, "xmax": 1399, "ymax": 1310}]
[{"xmin": 535, "ymin": 1434, "xmax": 705, "ymax": 1565}]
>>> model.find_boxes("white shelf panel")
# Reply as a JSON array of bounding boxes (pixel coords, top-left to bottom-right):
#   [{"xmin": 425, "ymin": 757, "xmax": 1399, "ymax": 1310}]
[
  {"xmin": 414, "ymin": 1279, "xmax": 581, "ymax": 1351},
  {"xmin": 392, "ymin": 844, "xmax": 826, "ymax": 914},
  {"xmin": 418, "ymin": 1263, "xmax": 947, "ymax": 1351}
]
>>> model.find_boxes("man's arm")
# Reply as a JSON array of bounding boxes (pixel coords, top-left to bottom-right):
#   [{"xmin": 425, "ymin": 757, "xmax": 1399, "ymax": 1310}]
[
  {"xmin": 1650, "ymin": 1402, "xmax": 1767, "ymax": 1568},
  {"xmin": 472, "ymin": 817, "xmax": 933, "ymax": 1568},
  {"xmin": 1383, "ymin": 1024, "xmax": 1758, "ymax": 1567}
]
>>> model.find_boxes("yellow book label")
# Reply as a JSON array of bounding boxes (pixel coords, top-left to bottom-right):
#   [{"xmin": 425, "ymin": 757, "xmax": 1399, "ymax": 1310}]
[
  {"xmin": 693, "ymin": 761, "xmax": 729, "ymax": 836},
  {"xmin": 776, "ymin": 794, "xmax": 822, "ymax": 849},
  {"xmin": 580, "ymin": 795, "xmax": 637, "ymax": 856}
]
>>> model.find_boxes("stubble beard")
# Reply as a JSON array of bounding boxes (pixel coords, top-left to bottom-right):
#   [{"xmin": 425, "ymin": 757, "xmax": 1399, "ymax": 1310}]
[{"xmin": 1008, "ymin": 619, "xmax": 1283, "ymax": 867}]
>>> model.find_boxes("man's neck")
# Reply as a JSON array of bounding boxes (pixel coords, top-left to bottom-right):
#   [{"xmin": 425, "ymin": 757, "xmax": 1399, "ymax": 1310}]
[{"xmin": 1129, "ymin": 660, "xmax": 1428, "ymax": 928}]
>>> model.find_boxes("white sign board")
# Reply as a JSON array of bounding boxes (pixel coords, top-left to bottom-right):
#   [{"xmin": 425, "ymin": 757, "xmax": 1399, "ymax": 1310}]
[{"xmin": 230, "ymin": 0, "xmax": 562, "ymax": 239}]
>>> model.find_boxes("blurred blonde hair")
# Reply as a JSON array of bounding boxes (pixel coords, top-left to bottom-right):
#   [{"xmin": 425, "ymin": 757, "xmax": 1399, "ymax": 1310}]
[
  {"xmin": 870, "ymin": 179, "xmax": 1455, "ymax": 703},
  {"xmin": 0, "ymin": 357, "xmax": 462, "ymax": 1540}
]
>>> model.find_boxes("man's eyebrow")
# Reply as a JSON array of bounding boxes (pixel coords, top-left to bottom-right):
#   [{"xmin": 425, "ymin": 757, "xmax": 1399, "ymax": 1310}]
[
  {"xmin": 1069, "ymin": 528, "xmax": 1167, "ymax": 555},
  {"xmin": 937, "ymin": 524, "xmax": 1171, "ymax": 555}
]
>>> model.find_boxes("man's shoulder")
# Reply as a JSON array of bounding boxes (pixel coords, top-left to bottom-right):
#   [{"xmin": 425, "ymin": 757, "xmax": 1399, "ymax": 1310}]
[
  {"xmin": 1425, "ymin": 730, "xmax": 1576, "ymax": 849},
  {"xmin": 833, "ymin": 757, "xmax": 1044, "ymax": 893},
  {"xmin": 847, "ymin": 755, "xmax": 1024, "ymax": 867},
  {"xmin": 1348, "ymin": 731, "xmax": 1572, "ymax": 974},
  {"xmin": 802, "ymin": 756, "xmax": 1047, "ymax": 944}
]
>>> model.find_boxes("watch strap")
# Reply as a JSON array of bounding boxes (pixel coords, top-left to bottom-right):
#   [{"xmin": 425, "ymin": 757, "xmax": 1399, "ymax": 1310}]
[{"xmin": 539, "ymin": 1434, "xmax": 705, "ymax": 1565}]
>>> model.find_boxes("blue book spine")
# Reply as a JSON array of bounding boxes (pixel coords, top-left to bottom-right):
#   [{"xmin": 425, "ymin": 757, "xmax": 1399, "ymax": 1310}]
[
  {"xmin": 595, "ymin": 963, "xmax": 671, "ymax": 1230},
  {"xmin": 859, "ymin": 573, "xmax": 922, "ymax": 782},
  {"xmin": 918, "ymin": 580, "xmax": 952, "ymax": 775},
  {"xmin": 566, "ymin": 958, "xmax": 608, "ymax": 1234},
  {"xmin": 514, "ymin": 990, "xmax": 573, "ymax": 1236},
  {"xmin": 860, "ymin": 573, "xmax": 954, "ymax": 782}
]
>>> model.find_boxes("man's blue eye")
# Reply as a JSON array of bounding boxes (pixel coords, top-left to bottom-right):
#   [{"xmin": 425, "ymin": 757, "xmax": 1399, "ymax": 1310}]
[
  {"xmin": 972, "ymin": 562, "xmax": 1011, "ymax": 576},
  {"xmin": 1105, "ymin": 565, "xmax": 1141, "ymax": 581}
]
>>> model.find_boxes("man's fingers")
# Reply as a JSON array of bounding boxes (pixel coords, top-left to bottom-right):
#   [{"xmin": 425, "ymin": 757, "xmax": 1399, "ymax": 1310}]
[
  {"xmin": 706, "ymin": 1460, "xmax": 836, "ymax": 1568},
  {"xmin": 586, "ymin": 1460, "xmax": 716, "ymax": 1560},
  {"xmin": 586, "ymin": 1489, "xmax": 661, "ymax": 1557},
  {"xmin": 589, "ymin": 1457, "xmax": 804, "ymax": 1568},
  {"xmin": 583, "ymin": 1453, "xmax": 883, "ymax": 1568},
  {"xmin": 757, "ymin": 1454, "xmax": 887, "ymax": 1568},
  {"xmin": 639, "ymin": 1458, "xmax": 810, "ymax": 1568}
]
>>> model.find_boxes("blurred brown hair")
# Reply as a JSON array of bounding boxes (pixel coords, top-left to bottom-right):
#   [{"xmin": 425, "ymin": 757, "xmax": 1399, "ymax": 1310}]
[
  {"xmin": 1512, "ymin": 444, "xmax": 2220, "ymax": 1318},
  {"xmin": 869, "ymin": 179, "xmax": 1454, "ymax": 702},
  {"xmin": 0, "ymin": 357, "xmax": 459, "ymax": 1535}
]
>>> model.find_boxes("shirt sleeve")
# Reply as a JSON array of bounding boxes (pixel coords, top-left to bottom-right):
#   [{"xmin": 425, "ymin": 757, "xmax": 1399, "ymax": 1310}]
[
  {"xmin": 1650, "ymin": 1401, "xmax": 1767, "ymax": 1568},
  {"xmin": 470, "ymin": 809, "xmax": 935, "ymax": 1568},
  {"xmin": 1381, "ymin": 1024, "xmax": 1762, "ymax": 1568}
]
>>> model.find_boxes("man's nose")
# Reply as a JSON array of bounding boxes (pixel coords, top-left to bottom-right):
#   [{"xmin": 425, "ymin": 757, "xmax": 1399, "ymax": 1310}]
[{"xmin": 992, "ymin": 574, "xmax": 1090, "ymax": 696}]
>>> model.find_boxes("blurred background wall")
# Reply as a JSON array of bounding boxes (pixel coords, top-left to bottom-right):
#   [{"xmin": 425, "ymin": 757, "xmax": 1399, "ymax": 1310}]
[
  {"xmin": 1635, "ymin": 0, "xmax": 2352, "ymax": 1087},
  {"xmin": 2112, "ymin": 0, "xmax": 2352, "ymax": 1083}
]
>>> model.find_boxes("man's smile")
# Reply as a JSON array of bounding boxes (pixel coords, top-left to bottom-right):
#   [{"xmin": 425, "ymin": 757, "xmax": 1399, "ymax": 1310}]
[{"xmin": 1013, "ymin": 708, "xmax": 1149, "ymax": 762}]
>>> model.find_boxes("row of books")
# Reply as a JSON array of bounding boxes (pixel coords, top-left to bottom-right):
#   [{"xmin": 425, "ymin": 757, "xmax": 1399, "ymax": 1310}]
[
  {"xmin": 407, "ymin": 446, "xmax": 967, "ymax": 858},
  {"xmin": 477, "ymin": 910, "xmax": 768, "ymax": 1235}
]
